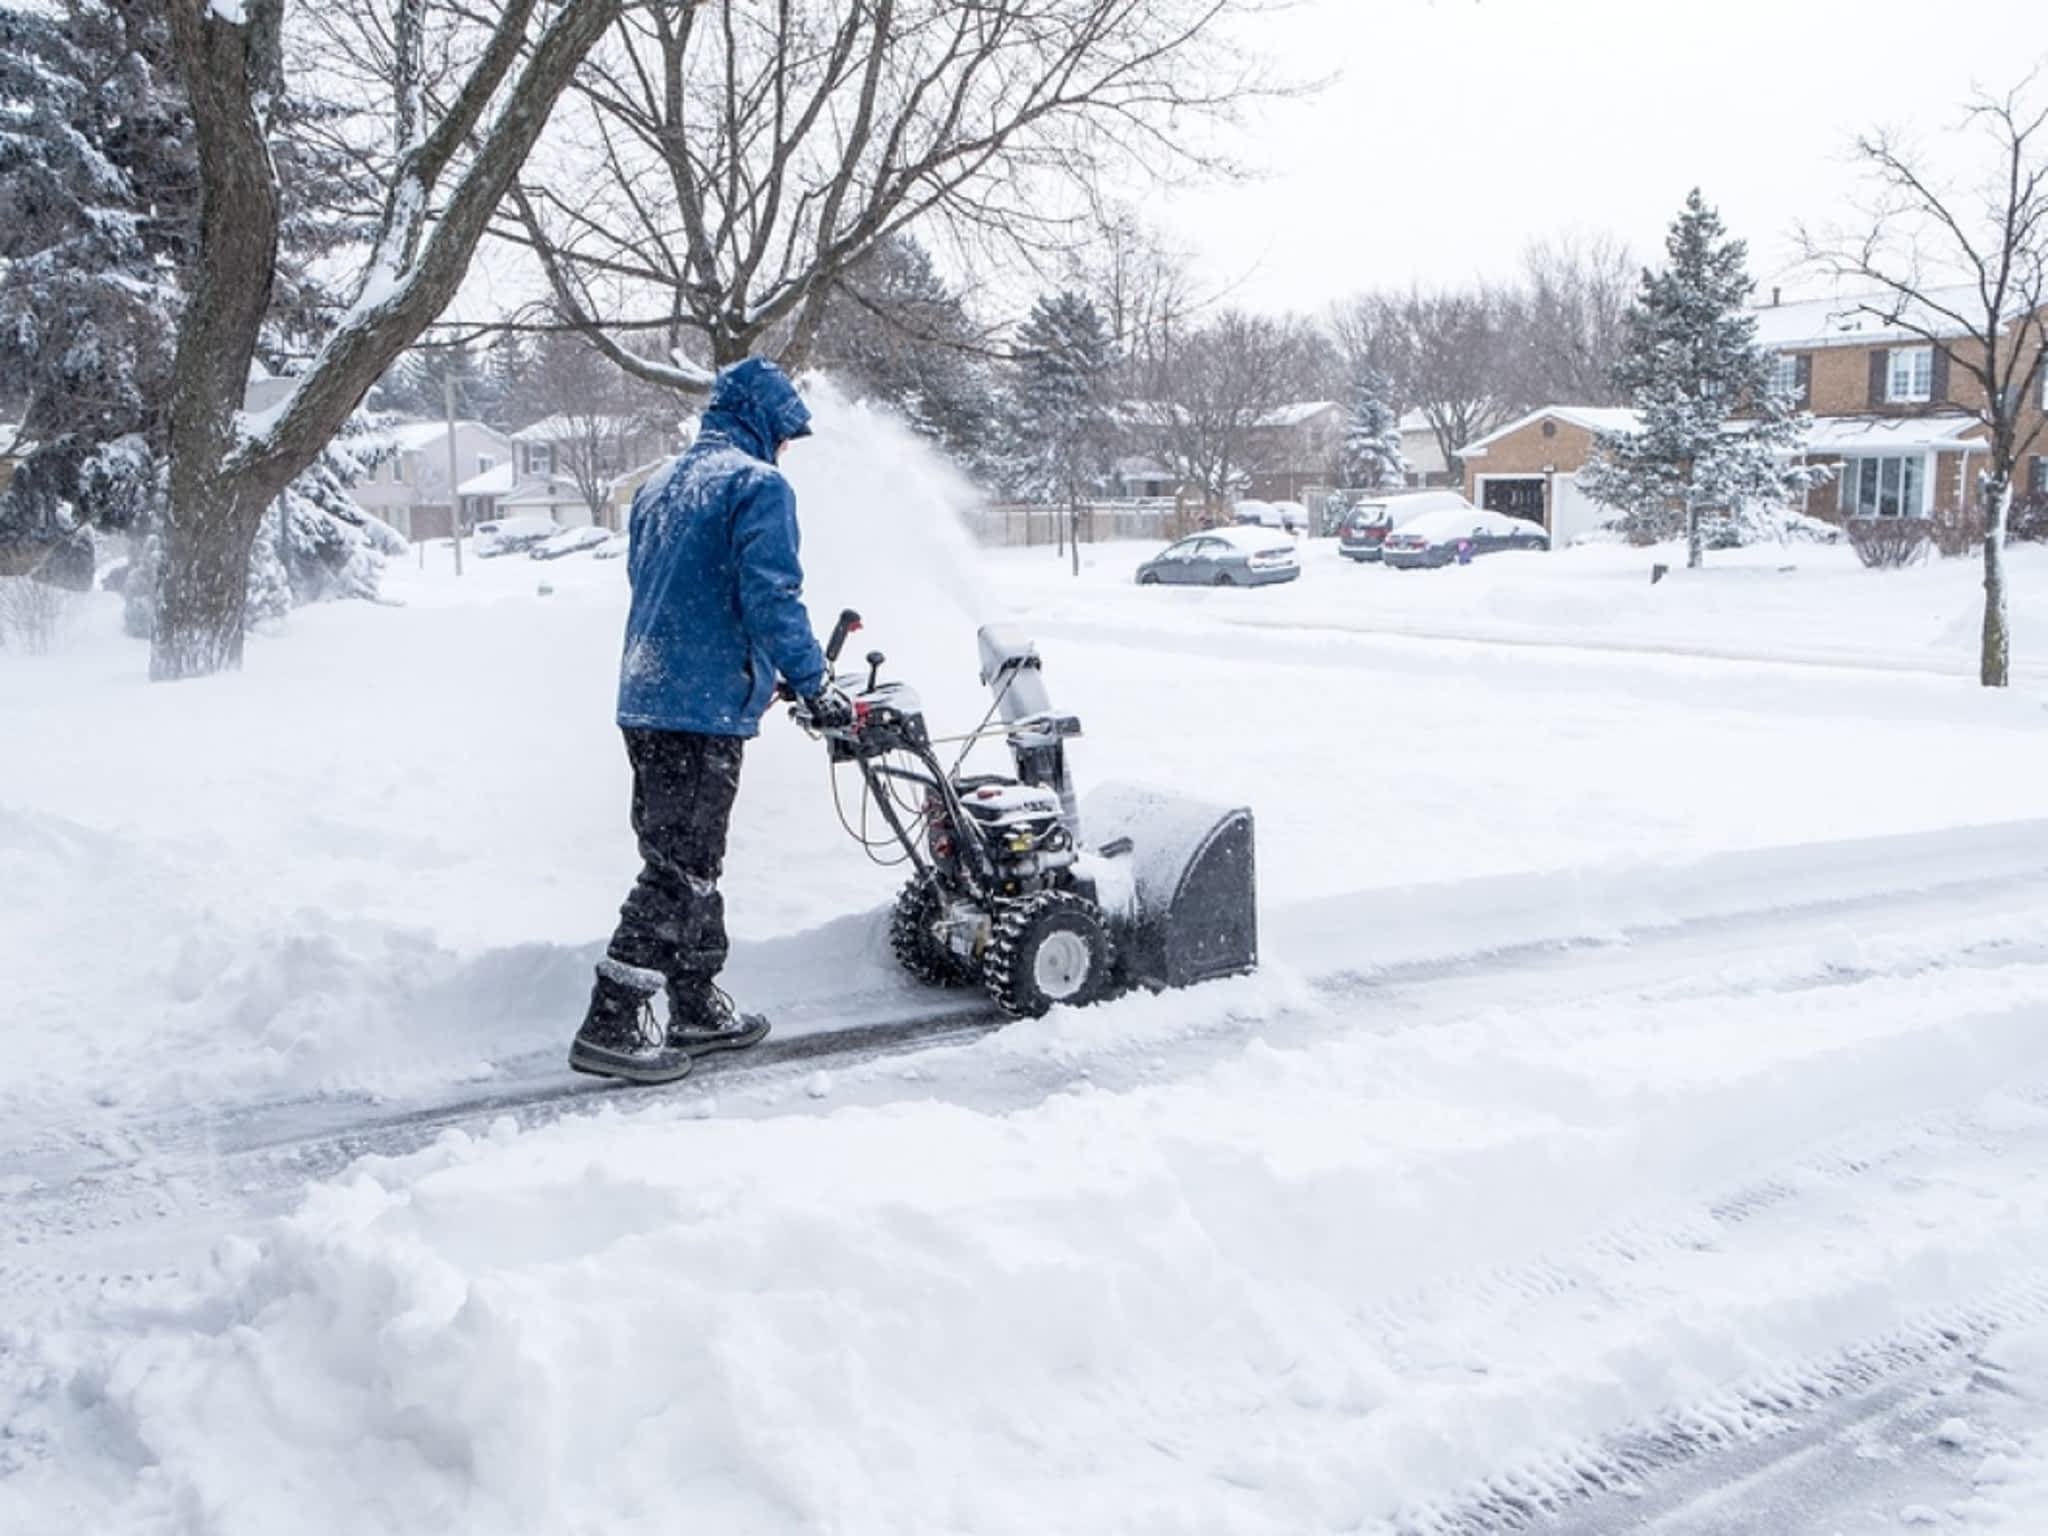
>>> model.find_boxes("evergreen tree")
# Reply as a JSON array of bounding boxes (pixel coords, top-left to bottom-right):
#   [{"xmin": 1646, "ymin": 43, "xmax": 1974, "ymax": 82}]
[
  {"xmin": 1007, "ymin": 291, "xmax": 1116, "ymax": 502},
  {"xmin": 1579, "ymin": 189, "xmax": 1813, "ymax": 567},
  {"xmin": 0, "ymin": 3, "xmax": 189, "ymax": 542},
  {"xmin": 1341, "ymin": 366, "xmax": 1408, "ymax": 491},
  {"xmin": 373, "ymin": 338, "xmax": 504, "ymax": 424}
]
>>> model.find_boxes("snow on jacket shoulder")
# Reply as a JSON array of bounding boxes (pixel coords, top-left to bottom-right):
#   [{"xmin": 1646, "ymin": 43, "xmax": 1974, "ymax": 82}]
[{"xmin": 616, "ymin": 363, "xmax": 827, "ymax": 737}]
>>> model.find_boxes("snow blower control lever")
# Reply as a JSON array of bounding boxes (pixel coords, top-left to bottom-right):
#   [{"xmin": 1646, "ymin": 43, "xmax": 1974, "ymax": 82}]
[{"xmin": 791, "ymin": 613, "xmax": 1260, "ymax": 1020}]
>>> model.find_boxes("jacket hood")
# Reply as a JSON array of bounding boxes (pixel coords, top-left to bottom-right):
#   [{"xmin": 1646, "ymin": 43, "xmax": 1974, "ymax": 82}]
[{"xmin": 701, "ymin": 357, "xmax": 812, "ymax": 459}]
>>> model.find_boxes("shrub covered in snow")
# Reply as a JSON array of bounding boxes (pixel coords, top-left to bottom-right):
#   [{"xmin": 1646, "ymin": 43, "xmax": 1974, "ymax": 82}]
[{"xmin": 1846, "ymin": 517, "xmax": 1933, "ymax": 569}]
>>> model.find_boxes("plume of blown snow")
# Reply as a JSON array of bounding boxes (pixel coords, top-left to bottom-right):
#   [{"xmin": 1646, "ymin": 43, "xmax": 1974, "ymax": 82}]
[{"xmin": 779, "ymin": 375, "xmax": 993, "ymax": 726}]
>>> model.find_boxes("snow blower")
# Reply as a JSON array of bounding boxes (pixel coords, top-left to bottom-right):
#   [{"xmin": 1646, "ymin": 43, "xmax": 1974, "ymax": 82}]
[{"xmin": 790, "ymin": 610, "xmax": 1257, "ymax": 1017}]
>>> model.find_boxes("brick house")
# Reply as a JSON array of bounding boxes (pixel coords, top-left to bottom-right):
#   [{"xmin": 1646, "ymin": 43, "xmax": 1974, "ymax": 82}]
[
  {"xmin": 1457, "ymin": 286, "xmax": 2045, "ymax": 545},
  {"xmin": 1752, "ymin": 286, "xmax": 2036, "ymax": 536},
  {"xmin": 1240, "ymin": 400, "xmax": 1343, "ymax": 500}
]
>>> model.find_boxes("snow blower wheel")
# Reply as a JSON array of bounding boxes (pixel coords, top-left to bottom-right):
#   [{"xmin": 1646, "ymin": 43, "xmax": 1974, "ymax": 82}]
[
  {"xmin": 983, "ymin": 890, "xmax": 1114, "ymax": 1018},
  {"xmin": 889, "ymin": 875, "xmax": 976, "ymax": 986}
]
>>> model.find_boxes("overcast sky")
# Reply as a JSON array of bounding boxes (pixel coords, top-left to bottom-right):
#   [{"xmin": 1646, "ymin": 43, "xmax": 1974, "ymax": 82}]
[{"xmin": 1159, "ymin": 0, "xmax": 2048, "ymax": 315}]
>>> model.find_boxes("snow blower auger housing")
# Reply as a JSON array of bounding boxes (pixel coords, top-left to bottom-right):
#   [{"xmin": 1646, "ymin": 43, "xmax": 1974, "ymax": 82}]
[{"xmin": 790, "ymin": 610, "xmax": 1257, "ymax": 1018}]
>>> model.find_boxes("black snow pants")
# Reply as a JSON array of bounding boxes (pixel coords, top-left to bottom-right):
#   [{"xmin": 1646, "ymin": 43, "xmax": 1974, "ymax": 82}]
[{"xmin": 605, "ymin": 728, "xmax": 746, "ymax": 983}]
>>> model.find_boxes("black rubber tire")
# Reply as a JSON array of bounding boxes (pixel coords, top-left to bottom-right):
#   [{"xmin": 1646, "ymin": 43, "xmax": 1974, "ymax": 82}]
[
  {"xmin": 1212, "ymin": 570, "xmax": 1235, "ymax": 587},
  {"xmin": 983, "ymin": 890, "xmax": 1114, "ymax": 1018},
  {"xmin": 1138, "ymin": 571, "xmax": 1159, "ymax": 585},
  {"xmin": 889, "ymin": 876, "xmax": 977, "ymax": 986}
]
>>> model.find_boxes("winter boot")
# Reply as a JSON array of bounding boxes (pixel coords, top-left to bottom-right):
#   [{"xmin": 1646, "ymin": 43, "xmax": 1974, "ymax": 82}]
[
  {"xmin": 665, "ymin": 976, "xmax": 772, "ymax": 1055},
  {"xmin": 569, "ymin": 959, "xmax": 694, "ymax": 1084}
]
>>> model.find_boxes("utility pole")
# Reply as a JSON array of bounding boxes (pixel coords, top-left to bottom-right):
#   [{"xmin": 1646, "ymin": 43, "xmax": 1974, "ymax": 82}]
[{"xmin": 444, "ymin": 371, "xmax": 465, "ymax": 576}]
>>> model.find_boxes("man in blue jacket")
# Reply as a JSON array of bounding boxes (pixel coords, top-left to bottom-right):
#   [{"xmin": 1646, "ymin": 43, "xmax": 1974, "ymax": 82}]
[{"xmin": 571, "ymin": 357, "xmax": 850, "ymax": 1084}]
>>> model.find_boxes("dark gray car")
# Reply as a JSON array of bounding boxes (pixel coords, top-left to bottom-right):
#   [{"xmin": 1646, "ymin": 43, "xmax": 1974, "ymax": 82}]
[{"xmin": 1135, "ymin": 527, "xmax": 1300, "ymax": 587}]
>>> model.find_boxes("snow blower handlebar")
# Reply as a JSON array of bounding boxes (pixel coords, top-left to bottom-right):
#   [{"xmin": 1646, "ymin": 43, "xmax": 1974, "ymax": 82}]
[{"xmin": 777, "ymin": 609, "xmax": 863, "ymax": 706}]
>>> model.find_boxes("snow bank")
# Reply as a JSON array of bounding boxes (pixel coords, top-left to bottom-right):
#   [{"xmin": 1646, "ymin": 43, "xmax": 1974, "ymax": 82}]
[{"xmin": 32, "ymin": 948, "xmax": 2048, "ymax": 1536}]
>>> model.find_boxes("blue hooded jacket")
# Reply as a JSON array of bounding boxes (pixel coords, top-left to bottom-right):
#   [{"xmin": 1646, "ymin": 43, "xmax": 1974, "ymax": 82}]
[{"xmin": 616, "ymin": 359, "xmax": 829, "ymax": 736}]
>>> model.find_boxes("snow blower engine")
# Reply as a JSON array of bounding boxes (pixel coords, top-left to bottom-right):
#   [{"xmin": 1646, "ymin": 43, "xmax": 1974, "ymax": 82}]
[{"xmin": 789, "ymin": 610, "xmax": 1257, "ymax": 1018}]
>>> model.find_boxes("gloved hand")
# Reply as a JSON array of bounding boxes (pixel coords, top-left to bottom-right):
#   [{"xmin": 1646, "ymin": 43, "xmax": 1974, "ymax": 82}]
[{"xmin": 799, "ymin": 681, "xmax": 854, "ymax": 730}]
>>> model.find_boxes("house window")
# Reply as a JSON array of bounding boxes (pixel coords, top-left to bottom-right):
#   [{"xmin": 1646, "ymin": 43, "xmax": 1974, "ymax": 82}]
[
  {"xmin": 1769, "ymin": 353, "xmax": 1800, "ymax": 399},
  {"xmin": 1839, "ymin": 454, "xmax": 1927, "ymax": 518},
  {"xmin": 1887, "ymin": 346, "xmax": 1933, "ymax": 404},
  {"xmin": 391, "ymin": 455, "xmax": 405, "ymax": 483},
  {"xmin": 477, "ymin": 454, "xmax": 496, "ymax": 474},
  {"xmin": 524, "ymin": 444, "xmax": 552, "ymax": 475}
]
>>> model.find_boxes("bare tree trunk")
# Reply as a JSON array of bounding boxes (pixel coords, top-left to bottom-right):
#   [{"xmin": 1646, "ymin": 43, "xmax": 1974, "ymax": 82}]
[
  {"xmin": 1983, "ymin": 473, "xmax": 2012, "ymax": 687},
  {"xmin": 153, "ymin": 482, "xmax": 274, "ymax": 677},
  {"xmin": 1685, "ymin": 488, "xmax": 1703, "ymax": 570},
  {"xmin": 1069, "ymin": 497, "xmax": 1080, "ymax": 577},
  {"xmin": 152, "ymin": 0, "xmax": 286, "ymax": 680}
]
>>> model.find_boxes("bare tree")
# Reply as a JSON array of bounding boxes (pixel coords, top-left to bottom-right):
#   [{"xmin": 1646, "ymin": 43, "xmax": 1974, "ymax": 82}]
[
  {"xmin": 147, "ymin": 0, "xmax": 618, "ymax": 680},
  {"xmin": 504, "ymin": 0, "xmax": 1273, "ymax": 393},
  {"xmin": 1803, "ymin": 84, "xmax": 2048, "ymax": 687},
  {"xmin": 1337, "ymin": 286, "xmax": 1522, "ymax": 476},
  {"xmin": 1515, "ymin": 233, "xmax": 1636, "ymax": 406},
  {"xmin": 1146, "ymin": 310, "xmax": 1311, "ymax": 516},
  {"xmin": 1082, "ymin": 208, "xmax": 1204, "ymax": 387}
]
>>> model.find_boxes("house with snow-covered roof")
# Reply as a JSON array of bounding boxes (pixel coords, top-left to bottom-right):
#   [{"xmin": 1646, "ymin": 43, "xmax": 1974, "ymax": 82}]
[
  {"xmin": 1240, "ymin": 400, "xmax": 1342, "ymax": 500},
  {"xmin": 500, "ymin": 414, "xmax": 676, "ymax": 530},
  {"xmin": 1458, "ymin": 285, "xmax": 2048, "ymax": 545},
  {"xmin": 350, "ymin": 418, "xmax": 514, "ymax": 542},
  {"xmin": 1746, "ymin": 284, "xmax": 2039, "ymax": 530}
]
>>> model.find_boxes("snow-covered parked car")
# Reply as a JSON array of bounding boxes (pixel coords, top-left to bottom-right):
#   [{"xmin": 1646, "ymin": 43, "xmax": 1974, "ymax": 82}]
[
  {"xmin": 472, "ymin": 516, "xmax": 559, "ymax": 558},
  {"xmin": 1134, "ymin": 524, "xmax": 1300, "ymax": 587},
  {"xmin": 529, "ymin": 526, "xmax": 613, "ymax": 561},
  {"xmin": 1232, "ymin": 498, "xmax": 1306, "ymax": 534},
  {"xmin": 1338, "ymin": 491, "xmax": 1480, "ymax": 562},
  {"xmin": 1382, "ymin": 507, "xmax": 1548, "ymax": 569},
  {"xmin": 591, "ymin": 532, "xmax": 631, "ymax": 560}
]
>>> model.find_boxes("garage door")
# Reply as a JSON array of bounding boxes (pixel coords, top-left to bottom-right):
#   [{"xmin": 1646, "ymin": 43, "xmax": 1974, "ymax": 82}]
[
  {"xmin": 1480, "ymin": 476, "xmax": 1545, "ymax": 524},
  {"xmin": 1549, "ymin": 473, "xmax": 1611, "ymax": 548}
]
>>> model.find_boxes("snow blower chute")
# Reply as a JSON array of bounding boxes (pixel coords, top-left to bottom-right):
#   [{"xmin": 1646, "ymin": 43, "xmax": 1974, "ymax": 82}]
[{"xmin": 789, "ymin": 611, "xmax": 1257, "ymax": 1018}]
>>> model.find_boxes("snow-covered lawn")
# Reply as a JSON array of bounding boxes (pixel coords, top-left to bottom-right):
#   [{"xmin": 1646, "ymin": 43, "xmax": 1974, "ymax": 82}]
[{"xmin": 10, "ymin": 405, "xmax": 2048, "ymax": 1533}]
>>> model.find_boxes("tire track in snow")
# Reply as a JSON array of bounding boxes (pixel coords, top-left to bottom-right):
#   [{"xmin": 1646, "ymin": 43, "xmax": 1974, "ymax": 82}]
[
  {"xmin": 1357, "ymin": 1064, "xmax": 2048, "ymax": 1534},
  {"xmin": 1401, "ymin": 1283, "xmax": 2048, "ymax": 1536}
]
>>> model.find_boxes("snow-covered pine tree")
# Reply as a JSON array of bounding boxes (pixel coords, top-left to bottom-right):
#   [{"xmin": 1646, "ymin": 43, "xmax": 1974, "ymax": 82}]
[
  {"xmin": 1342, "ymin": 366, "xmax": 1408, "ymax": 492},
  {"xmin": 1006, "ymin": 292, "xmax": 1117, "ymax": 569},
  {"xmin": 0, "ymin": 3, "xmax": 188, "ymax": 547},
  {"xmin": 1578, "ymin": 189, "xmax": 1813, "ymax": 567},
  {"xmin": 374, "ymin": 338, "xmax": 504, "ymax": 424}
]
